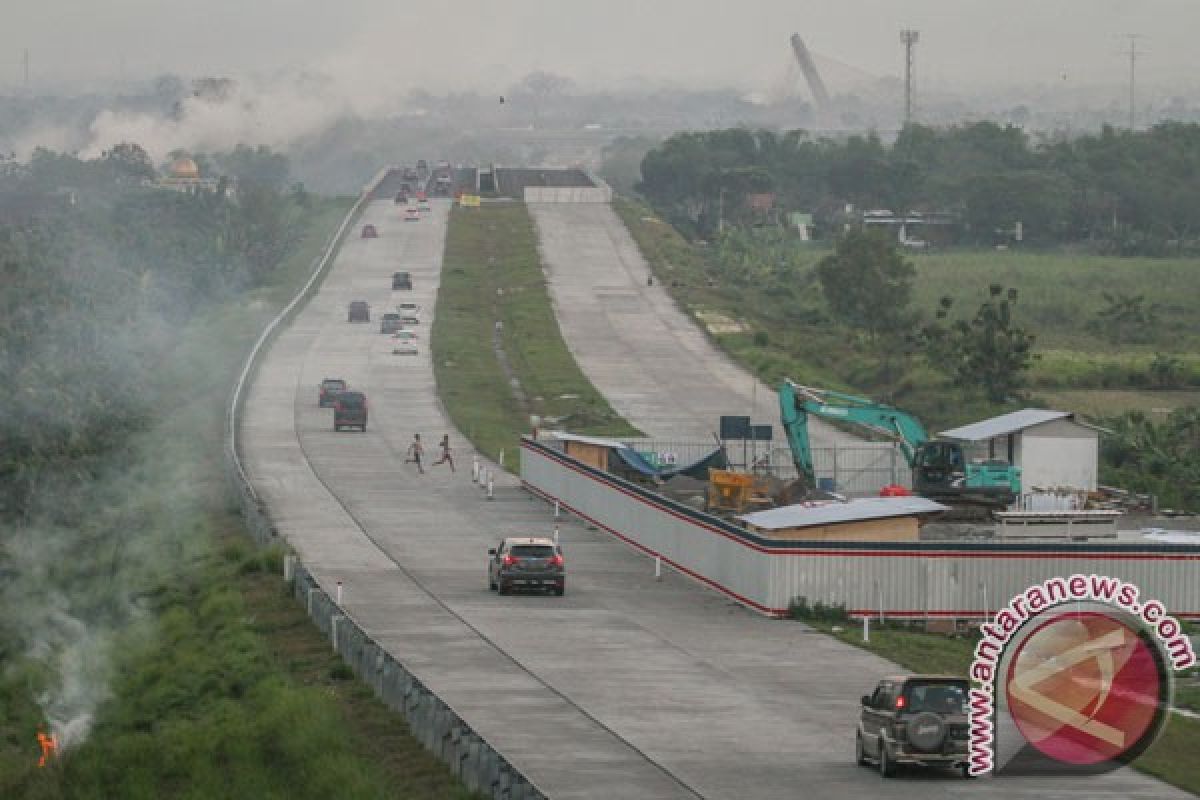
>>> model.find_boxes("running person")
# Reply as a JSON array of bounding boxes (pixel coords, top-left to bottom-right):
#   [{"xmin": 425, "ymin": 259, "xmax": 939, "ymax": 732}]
[
  {"xmin": 433, "ymin": 434, "xmax": 455, "ymax": 471},
  {"xmin": 405, "ymin": 433, "xmax": 425, "ymax": 474}
]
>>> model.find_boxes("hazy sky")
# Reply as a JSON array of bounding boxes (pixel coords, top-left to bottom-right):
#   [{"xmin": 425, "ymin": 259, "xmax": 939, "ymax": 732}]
[{"xmin": 4, "ymin": 0, "xmax": 1198, "ymax": 92}]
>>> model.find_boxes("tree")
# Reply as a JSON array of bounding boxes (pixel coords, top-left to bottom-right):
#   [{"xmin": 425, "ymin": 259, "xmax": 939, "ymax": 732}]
[
  {"xmin": 1088, "ymin": 291, "xmax": 1158, "ymax": 344},
  {"xmin": 816, "ymin": 228, "xmax": 915, "ymax": 340},
  {"xmin": 916, "ymin": 285, "xmax": 1037, "ymax": 403}
]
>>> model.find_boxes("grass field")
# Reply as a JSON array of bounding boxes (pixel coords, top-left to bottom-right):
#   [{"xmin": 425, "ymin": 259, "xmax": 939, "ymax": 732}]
[
  {"xmin": 0, "ymin": 196, "xmax": 478, "ymax": 799},
  {"xmin": 615, "ymin": 197, "xmax": 1200, "ymax": 426},
  {"xmin": 433, "ymin": 202, "xmax": 639, "ymax": 463}
]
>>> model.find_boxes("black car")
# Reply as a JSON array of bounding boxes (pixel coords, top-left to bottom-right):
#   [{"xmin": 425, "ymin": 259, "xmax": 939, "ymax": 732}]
[
  {"xmin": 333, "ymin": 391, "xmax": 368, "ymax": 432},
  {"xmin": 488, "ymin": 537, "xmax": 565, "ymax": 596},
  {"xmin": 318, "ymin": 378, "xmax": 347, "ymax": 407},
  {"xmin": 392, "ymin": 271, "xmax": 412, "ymax": 290},
  {"xmin": 347, "ymin": 301, "xmax": 370, "ymax": 322}
]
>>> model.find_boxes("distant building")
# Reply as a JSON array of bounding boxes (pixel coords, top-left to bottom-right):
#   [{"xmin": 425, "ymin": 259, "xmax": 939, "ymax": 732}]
[{"xmin": 155, "ymin": 156, "xmax": 227, "ymax": 195}]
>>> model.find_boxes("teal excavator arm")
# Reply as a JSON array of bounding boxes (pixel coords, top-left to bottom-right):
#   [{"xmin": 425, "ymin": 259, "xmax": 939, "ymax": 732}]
[{"xmin": 778, "ymin": 380, "xmax": 931, "ymax": 486}]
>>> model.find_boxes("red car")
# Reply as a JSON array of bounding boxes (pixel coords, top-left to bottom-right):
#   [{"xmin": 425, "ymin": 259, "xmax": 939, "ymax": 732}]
[{"xmin": 318, "ymin": 378, "xmax": 347, "ymax": 408}]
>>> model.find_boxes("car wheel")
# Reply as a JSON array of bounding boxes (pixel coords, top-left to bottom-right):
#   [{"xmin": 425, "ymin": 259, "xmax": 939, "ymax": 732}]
[
  {"xmin": 961, "ymin": 764, "xmax": 973, "ymax": 779},
  {"xmin": 879, "ymin": 742, "xmax": 894, "ymax": 778},
  {"xmin": 334, "ymin": 425, "xmax": 340, "ymax": 432},
  {"xmin": 554, "ymin": 583, "xmax": 565, "ymax": 597},
  {"xmin": 855, "ymin": 732, "xmax": 868, "ymax": 766},
  {"xmin": 497, "ymin": 581, "xmax": 509, "ymax": 596}
]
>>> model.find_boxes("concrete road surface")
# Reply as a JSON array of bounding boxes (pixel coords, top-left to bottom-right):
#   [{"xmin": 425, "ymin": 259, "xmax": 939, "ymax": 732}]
[
  {"xmin": 239, "ymin": 198, "xmax": 1185, "ymax": 800},
  {"xmin": 529, "ymin": 202, "xmax": 852, "ymax": 444}
]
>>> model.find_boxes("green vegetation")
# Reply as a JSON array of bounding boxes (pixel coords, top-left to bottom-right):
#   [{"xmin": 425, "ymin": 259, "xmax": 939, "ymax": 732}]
[
  {"xmin": 433, "ymin": 202, "xmax": 639, "ymax": 462},
  {"xmin": 1, "ymin": 148, "xmax": 475, "ymax": 796},
  {"xmin": 638, "ymin": 122, "xmax": 1200, "ymax": 254}
]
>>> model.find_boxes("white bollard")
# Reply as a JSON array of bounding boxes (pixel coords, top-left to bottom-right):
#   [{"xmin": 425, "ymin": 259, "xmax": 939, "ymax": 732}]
[
  {"xmin": 553, "ymin": 500, "xmax": 560, "ymax": 518},
  {"xmin": 654, "ymin": 556, "xmax": 662, "ymax": 581},
  {"xmin": 499, "ymin": 449, "xmax": 505, "ymax": 468},
  {"xmin": 336, "ymin": 580, "xmax": 344, "ymax": 605},
  {"xmin": 487, "ymin": 474, "xmax": 495, "ymax": 500},
  {"xmin": 553, "ymin": 525, "xmax": 560, "ymax": 545},
  {"xmin": 472, "ymin": 456, "xmax": 480, "ymax": 483},
  {"xmin": 283, "ymin": 553, "xmax": 295, "ymax": 583},
  {"xmin": 863, "ymin": 615, "xmax": 870, "ymax": 643}
]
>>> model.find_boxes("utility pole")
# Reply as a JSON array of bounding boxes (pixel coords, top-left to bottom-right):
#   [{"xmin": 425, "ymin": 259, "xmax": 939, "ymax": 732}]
[
  {"xmin": 23, "ymin": 49, "xmax": 30, "ymax": 90},
  {"xmin": 1124, "ymin": 34, "xmax": 1142, "ymax": 130},
  {"xmin": 900, "ymin": 30, "xmax": 919, "ymax": 126}
]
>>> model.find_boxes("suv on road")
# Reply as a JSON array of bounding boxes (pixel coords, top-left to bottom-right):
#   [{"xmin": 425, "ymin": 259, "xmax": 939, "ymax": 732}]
[
  {"xmin": 856, "ymin": 675, "xmax": 970, "ymax": 778},
  {"xmin": 347, "ymin": 301, "xmax": 370, "ymax": 323},
  {"xmin": 318, "ymin": 378, "xmax": 347, "ymax": 408},
  {"xmin": 488, "ymin": 537, "xmax": 565, "ymax": 596},
  {"xmin": 392, "ymin": 271, "xmax": 412, "ymax": 290},
  {"xmin": 333, "ymin": 391, "xmax": 368, "ymax": 432},
  {"xmin": 380, "ymin": 312, "xmax": 404, "ymax": 334}
]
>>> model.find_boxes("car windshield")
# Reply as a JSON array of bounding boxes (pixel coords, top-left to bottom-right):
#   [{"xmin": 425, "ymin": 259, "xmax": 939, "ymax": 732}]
[
  {"xmin": 322, "ymin": 381, "xmax": 346, "ymax": 390},
  {"xmin": 903, "ymin": 681, "xmax": 967, "ymax": 714},
  {"xmin": 350, "ymin": 302, "xmax": 367, "ymax": 309},
  {"xmin": 338, "ymin": 393, "xmax": 365, "ymax": 408},
  {"xmin": 383, "ymin": 313, "xmax": 400, "ymax": 320},
  {"xmin": 510, "ymin": 545, "xmax": 555, "ymax": 558}
]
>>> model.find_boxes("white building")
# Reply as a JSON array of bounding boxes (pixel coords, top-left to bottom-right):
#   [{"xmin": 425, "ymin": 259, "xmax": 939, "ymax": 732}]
[{"xmin": 939, "ymin": 409, "xmax": 1103, "ymax": 493}]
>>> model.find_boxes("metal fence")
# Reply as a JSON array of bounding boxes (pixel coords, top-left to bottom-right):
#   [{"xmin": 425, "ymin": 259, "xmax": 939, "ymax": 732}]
[{"xmin": 544, "ymin": 435, "xmax": 909, "ymax": 496}]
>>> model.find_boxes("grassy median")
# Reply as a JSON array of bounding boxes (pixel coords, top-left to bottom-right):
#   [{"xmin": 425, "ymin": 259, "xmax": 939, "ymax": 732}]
[{"xmin": 433, "ymin": 202, "xmax": 640, "ymax": 462}]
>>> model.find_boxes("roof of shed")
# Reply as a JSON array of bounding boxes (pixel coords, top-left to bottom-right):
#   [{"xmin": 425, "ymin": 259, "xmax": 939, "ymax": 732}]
[
  {"xmin": 937, "ymin": 409, "xmax": 1097, "ymax": 441},
  {"xmin": 737, "ymin": 496, "xmax": 948, "ymax": 530}
]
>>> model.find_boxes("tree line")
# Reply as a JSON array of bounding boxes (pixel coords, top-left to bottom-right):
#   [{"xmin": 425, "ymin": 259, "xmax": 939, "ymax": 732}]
[{"xmin": 638, "ymin": 122, "xmax": 1200, "ymax": 253}]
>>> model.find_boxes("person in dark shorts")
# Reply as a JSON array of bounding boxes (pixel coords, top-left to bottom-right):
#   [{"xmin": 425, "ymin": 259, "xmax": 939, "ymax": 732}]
[
  {"xmin": 405, "ymin": 433, "xmax": 425, "ymax": 474},
  {"xmin": 433, "ymin": 434, "xmax": 455, "ymax": 471}
]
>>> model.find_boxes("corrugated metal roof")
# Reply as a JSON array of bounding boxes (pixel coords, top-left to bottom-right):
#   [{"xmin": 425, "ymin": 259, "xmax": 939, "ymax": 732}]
[
  {"xmin": 737, "ymin": 496, "xmax": 948, "ymax": 530},
  {"xmin": 544, "ymin": 431, "xmax": 628, "ymax": 449},
  {"xmin": 938, "ymin": 409, "xmax": 1076, "ymax": 441}
]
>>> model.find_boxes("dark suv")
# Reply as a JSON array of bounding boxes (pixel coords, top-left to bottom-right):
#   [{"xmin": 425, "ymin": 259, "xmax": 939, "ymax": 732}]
[
  {"xmin": 318, "ymin": 378, "xmax": 347, "ymax": 408},
  {"xmin": 856, "ymin": 675, "xmax": 970, "ymax": 778},
  {"xmin": 392, "ymin": 271, "xmax": 412, "ymax": 290},
  {"xmin": 333, "ymin": 391, "xmax": 368, "ymax": 432},
  {"xmin": 380, "ymin": 312, "xmax": 403, "ymax": 334},
  {"xmin": 488, "ymin": 537, "xmax": 565, "ymax": 596},
  {"xmin": 347, "ymin": 301, "xmax": 370, "ymax": 323}
]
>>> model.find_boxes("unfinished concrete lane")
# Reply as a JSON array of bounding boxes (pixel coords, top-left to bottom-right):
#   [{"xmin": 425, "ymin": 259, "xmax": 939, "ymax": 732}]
[
  {"xmin": 241, "ymin": 197, "xmax": 1185, "ymax": 800},
  {"xmin": 529, "ymin": 202, "xmax": 851, "ymax": 443}
]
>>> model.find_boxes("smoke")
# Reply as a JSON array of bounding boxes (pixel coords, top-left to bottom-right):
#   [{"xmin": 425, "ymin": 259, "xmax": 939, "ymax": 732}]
[{"xmin": 81, "ymin": 73, "xmax": 364, "ymax": 162}]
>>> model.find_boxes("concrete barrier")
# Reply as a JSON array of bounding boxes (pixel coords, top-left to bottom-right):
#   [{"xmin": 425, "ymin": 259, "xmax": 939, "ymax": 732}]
[{"xmin": 223, "ymin": 167, "xmax": 548, "ymax": 799}]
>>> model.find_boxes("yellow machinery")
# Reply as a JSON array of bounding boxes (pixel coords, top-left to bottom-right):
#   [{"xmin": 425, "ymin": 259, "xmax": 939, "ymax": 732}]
[{"xmin": 706, "ymin": 469, "xmax": 775, "ymax": 514}]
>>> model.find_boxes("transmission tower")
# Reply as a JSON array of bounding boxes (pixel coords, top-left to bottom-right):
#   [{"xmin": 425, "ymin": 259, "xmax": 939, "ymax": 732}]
[
  {"xmin": 1124, "ymin": 34, "xmax": 1142, "ymax": 130},
  {"xmin": 900, "ymin": 29, "xmax": 919, "ymax": 125}
]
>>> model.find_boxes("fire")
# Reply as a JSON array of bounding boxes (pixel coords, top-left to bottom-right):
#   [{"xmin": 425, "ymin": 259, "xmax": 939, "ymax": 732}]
[{"xmin": 36, "ymin": 728, "xmax": 59, "ymax": 767}]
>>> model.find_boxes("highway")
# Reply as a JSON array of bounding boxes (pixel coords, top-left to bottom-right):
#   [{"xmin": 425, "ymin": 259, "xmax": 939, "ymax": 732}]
[
  {"xmin": 528, "ymin": 202, "xmax": 854, "ymax": 445},
  {"xmin": 238, "ymin": 193, "xmax": 1187, "ymax": 799}
]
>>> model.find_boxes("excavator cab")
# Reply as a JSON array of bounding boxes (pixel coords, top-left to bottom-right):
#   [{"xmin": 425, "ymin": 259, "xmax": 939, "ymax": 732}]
[{"xmin": 913, "ymin": 440, "xmax": 1018, "ymax": 507}]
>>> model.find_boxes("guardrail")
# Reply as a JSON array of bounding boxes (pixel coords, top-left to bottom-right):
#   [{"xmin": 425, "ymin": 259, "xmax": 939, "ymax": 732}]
[{"xmin": 223, "ymin": 169, "xmax": 546, "ymax": 799}]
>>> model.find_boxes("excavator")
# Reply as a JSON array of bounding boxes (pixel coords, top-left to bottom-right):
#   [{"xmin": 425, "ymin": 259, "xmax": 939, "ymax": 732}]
[{"xmin": 779, "ymin": 381, "xmax": 1021, "ymax": 512}]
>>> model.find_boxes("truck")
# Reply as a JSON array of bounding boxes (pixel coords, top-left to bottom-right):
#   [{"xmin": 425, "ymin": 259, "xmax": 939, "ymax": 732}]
[{"xmin": 778, "ymin": 381, "xmax": 1020, "ymax": 510}]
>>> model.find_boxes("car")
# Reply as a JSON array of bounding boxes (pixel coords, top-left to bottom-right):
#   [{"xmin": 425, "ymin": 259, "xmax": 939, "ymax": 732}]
[
  {"xmin": 488, "ymin": 537, "xmax": 565, "ymax": 595},
  {"xmin": 392, "ymin": 271, "xmax": 412, "ymax": 290},
  {"xmin": 418, "ymin": 200, "xmax": 431, "ymax": 213},
  {"xmin": 392, "ymin": 339, "xmax": 418, "ymax": 356},
  {"xmin": 394, "ymin": 192, "xmax": 408, "ymax": 205},
  {"xmin": 396, "ymin": 301, "xmax": 420, "ymax": 315},
  {"xmin": 347, "ymin": 301, "xmax": 370, "ymax": 322},
  {"xmin": 380, "ymin": 312, "xmax": 404, "ymax": 334},
  {"xmin": 856, "ymin": 675, "xmax": 970, "ymax": 778},
  {"xmin": 333, "ymin": 391, "xmax": 368, "ymax": 432},
  {"xmin": 360, "ymin": 224, "xmax": 378, "ymax": 238},
  {"xmin": 391, "ymin": 328, "xmax": 419, "ymax": 341},
  {"xmin": 399, "ymin": 314, "xmax": 420, "ymax": 326},
  {"xmin": 317, "ymin": 378, "xmax": 347, "ymax": 407},
  {"xmin": 405, "ymin": 207, "xmax": 420, "ymax": 222}
]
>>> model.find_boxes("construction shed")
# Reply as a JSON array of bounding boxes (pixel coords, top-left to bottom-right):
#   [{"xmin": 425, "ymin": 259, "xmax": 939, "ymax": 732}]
[
  {"xmin": 737, "ymin": 497, "xmax": 947, "ymax": 541},
  {"xmin": 939, "ymin": 409, "xmax": 1102, "ymax": 492}
]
